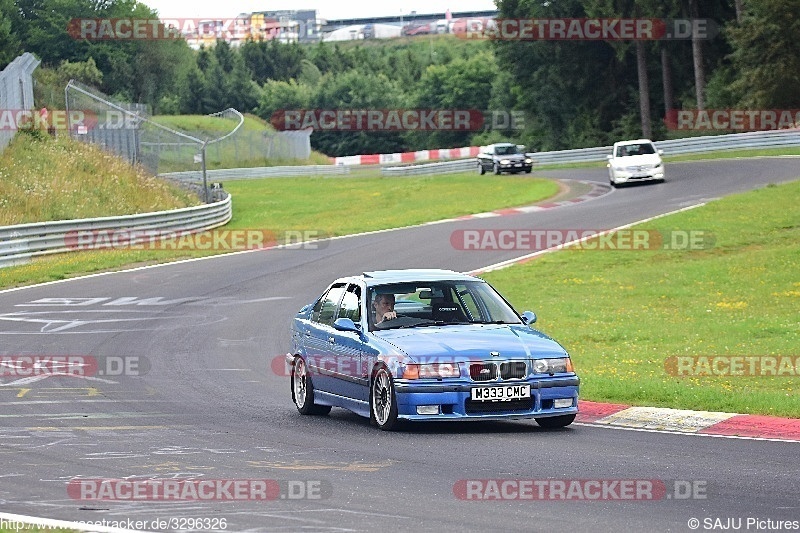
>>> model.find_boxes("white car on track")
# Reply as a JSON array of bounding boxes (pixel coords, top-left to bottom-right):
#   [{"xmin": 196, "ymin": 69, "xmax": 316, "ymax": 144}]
[{"xmin": 606, "ymin": 139, "xmax": 665, "ymax": 187}]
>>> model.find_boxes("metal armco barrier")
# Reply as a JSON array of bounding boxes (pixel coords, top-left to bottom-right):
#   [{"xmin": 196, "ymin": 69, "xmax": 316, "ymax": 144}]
[
  {"xmin": 529, "ymin": 129, "xmax": 800, "ymax": 166},
  {"xmin": 379, "ymin": 129, "xmax": 800, "ymax": 175},
  {"xmin": 160, "ymin": 165, "xmax": 350, "ymax": 181},
  {"xmin": 0, "ymin": 53, "xmax": 41, "ymax": 154},
  {"xmin": 0, "ymin": 194, "xmax": 232, "ymax": 268},
  {"xmin": 381, "ymin": 159, "xmax": 476, "ymax": 176}
]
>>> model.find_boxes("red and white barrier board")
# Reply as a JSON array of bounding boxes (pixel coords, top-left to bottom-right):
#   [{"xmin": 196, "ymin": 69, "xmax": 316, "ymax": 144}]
[{"xmin": 332, "ymin": 146, "xmax": 482, "ymax": 165}]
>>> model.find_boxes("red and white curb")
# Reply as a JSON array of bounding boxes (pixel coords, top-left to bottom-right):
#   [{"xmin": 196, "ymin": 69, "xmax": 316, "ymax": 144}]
[
  {"xmin": 578, "ymin": 401, "xmax": 800, "ymax": 442},
  {"xmin": 440, "ymin": 179, "xmax": 610, "ymax": 223}
]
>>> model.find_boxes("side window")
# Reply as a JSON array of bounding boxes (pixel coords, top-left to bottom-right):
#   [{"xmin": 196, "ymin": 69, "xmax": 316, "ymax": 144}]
[
  {"xmin": 311, "ymin": 284, "xmax": 346, "ymax": 326},
  {"xmin": 338, "ymin": 284, "xmax": 362, "ymax": 323}
]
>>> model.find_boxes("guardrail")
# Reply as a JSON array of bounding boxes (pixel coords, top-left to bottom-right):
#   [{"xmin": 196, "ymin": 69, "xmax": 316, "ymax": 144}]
[
  {"xmin": 0, "ymin": 194, "xmax": 232, "ymax": 268},
  {"xmin": 161, "ymin": 165, "xmax": 349, "ymax": 181},
  {"xmin": 378, "ymin": 129, "xmax": 800, "ymax": 174},
  {"xmin": 527, "ymin": 129, "xmax": 800, "ymax": 165},
  {"xmin": 381, "ymin": 159, "xmax": 475, "ymax": 176},
  {"xmin": 0, "ymin": 53, "xmax": 40, "ymax": 155}
]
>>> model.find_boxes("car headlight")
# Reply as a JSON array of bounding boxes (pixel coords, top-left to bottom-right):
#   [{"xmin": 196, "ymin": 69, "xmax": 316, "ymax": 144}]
[
  {"xmin": 532, "ymin": 357, "xmax": 573, "ymax": 374},
  {"xmin": 403, "ymin": 362, "xmax": 461, "ymax": 379},
  {"xmin": 525, "ymin": 158, "xmax": 533, "ymax": 164},
  {"xmin": 500, "ymin": 159, "xmax": 510, "ymax": 165}
]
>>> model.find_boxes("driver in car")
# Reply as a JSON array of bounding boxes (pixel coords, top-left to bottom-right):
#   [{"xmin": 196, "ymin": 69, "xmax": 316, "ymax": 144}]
[{"xmin": 373, "ymin": 293, "xmax": 397, "ymax": 324}]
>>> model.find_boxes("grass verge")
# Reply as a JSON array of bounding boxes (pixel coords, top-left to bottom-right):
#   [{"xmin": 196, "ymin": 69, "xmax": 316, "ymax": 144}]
[
  {"xmin": 0, "ymin": 173, "xmax": 558, "ymax": 289},
  {"xmin": 483, "ymin": 180, "xmax": 800, "ymax": 417},
  {"xmin": 151, "ymin": 114, "xmax": 331, "ymax": 171},
  {"xmin": 0, "ymin": 132, "xmax": 198, "ymax": 226}
]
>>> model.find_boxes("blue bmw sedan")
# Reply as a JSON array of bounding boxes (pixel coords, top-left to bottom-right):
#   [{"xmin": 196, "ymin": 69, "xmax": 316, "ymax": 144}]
[{"xmin": 287, "ymin": 269, "xmax": 579, "ymax": 430}]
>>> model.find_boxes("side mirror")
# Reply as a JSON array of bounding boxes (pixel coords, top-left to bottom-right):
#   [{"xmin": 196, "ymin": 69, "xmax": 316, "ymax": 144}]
[
  {"xmin": 606, "ymin": 154, "xmax": 613, "ymax": 160},
  {"xmin": 333, "ymin": 317, "xmax": 361, "ymax": 333},
  {"xmin": 521, "ymin": 311, "xmax": 537, "ymax": 324},
  {"xmin": 657, "ymin": 149, "xmax": 664, "ymax": 156}
]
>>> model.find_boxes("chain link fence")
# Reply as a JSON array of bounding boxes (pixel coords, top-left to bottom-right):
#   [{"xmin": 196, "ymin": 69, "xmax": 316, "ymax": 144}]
[
  {"xmin": 0, "ymin": 53, "xmax": 41, "ymax": 154},
  {"xmin": 66, "ymin": 80, "xmax": 247, "ymax": 201},
  {"xmin": 64, "ymin": 80, "xmax": 312, "ymax": 182}
]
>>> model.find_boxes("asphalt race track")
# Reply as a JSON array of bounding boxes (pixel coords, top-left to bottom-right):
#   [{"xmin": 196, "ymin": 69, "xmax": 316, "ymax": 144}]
[{"xmin": 1, "ymin": 158, "xmax": 798, "ymax": 532}]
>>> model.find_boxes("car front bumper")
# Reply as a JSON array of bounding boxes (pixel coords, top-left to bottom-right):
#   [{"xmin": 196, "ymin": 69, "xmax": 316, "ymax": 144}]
[
  {"xmin": 392, "ymin": 376, "xmax": 579, "ymax": 421},
  {"xmin": 611, "ymin": 168, "xmax": 664, "ymax": 183},
  {"xmin": 498, "ymin": 162, "xmax": 533, "ymax": 172}
]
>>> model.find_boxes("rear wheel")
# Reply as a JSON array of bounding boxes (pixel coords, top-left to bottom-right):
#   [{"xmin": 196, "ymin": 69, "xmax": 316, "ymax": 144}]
[
  {"xmin": 535, "ymin": 414, "xmax": 575, "ymax": 428},
  {"xmin": 291, "ymin": 356, "xmax": 331, "ymax": 415},
  {"xmin": 370, "ymin": 366, "xmax": 399, "ymax": 431}
]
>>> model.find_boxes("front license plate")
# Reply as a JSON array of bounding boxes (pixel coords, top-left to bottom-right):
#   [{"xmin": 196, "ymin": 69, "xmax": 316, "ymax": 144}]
[
  {"xmin": 514, "ymin": 163, "xmax": 522, "ymax": 167},
  {"xmin": 471, "ymin": 384, "xmax": 531, "ymax": 402}
]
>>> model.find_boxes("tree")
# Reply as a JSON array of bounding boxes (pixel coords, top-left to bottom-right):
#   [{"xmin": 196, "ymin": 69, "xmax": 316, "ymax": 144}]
[
  {"xmin": 688, "ymin": 0, "xmax": 706, "ymax": 109},
  {"xmin": 0, "ymin": 0, "xmax": 21, "ymax": 68},
  {"xmin": 178, "ymin": 66, "xmax": 206, "ymax": 114},
  {"xmin": 226, "ymin": 52, "xmax": 260, "ymax": 112},
  {"xmin": 726, "ymin": 0, "xmax": 800, "ymax": 108},
  {"xmin": 411, "ymin": 52, "xmax": 497, "ymax": 149}
]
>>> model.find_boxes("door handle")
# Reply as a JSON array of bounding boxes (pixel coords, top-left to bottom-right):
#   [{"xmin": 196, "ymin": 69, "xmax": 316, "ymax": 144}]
[{"xmin": 328, "ymin": 337, "xmax": 335, "ymax": 343}]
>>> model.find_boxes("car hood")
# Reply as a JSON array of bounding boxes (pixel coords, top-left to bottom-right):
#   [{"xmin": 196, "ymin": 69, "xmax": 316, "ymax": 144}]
[
  {"xmin": 496, "ymin": 153, "xmax": 527, "ymax": 161},
  {"xmin": 374, "ymin": 324, "xmax": 567, "ymax": 362},
  {"xmin": 612, "ymin": 154, "xmax": 662, "ymax": 166}
]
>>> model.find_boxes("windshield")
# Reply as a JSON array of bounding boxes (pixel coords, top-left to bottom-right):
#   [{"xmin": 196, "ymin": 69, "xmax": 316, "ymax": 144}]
[
  {"xmin": 367, "ymin": 280, "xmax": 522, "ymax": 331},
  {"xmin": 617, "ymin": 143, "xmax": 656, "ymax": 157},
  {"xmin": 495, "ymin": 145, "xmax": 520, "ymax": 155}
]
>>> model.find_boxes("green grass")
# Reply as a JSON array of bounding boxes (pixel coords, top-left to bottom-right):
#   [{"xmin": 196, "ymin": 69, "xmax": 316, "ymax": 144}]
[
  {"xmin": 483, "ymin": 180, "xmax": 800, "ymax": 418},
  {"xmin": 149, "ymin": 114, "xmax": 331, "ymax": 172},
  {"xmin": 0, "ymin": 173, "xmax": 558, "ymax": 289},
  {"xmin": 222, "ymin": 174, "xmax": 558, "ymax": 236},
  {"xmin": 0, "ymin": 131, "xmax": 198, "ymax": 226},
  {"xmin": 664, "ymin": 146, "xmax": 800, "ymax": 162}
]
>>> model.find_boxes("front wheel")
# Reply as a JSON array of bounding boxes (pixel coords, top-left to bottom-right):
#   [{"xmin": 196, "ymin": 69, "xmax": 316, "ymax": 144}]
[
  {"xmin": 535, "ymin": 414, "xmax": 575, "ymax": 428},
  {"xmin": 291, "ymin": 356, "xmax": 331, "ymax": 415},
  {"xmin": 370, "ymin": 366, "xmax": 399, "ymax": 431},
  {"xmin": 493, "ymin": 162, "xmax": 501, "ymax": 175},
  {"xmin": 477, "ymin": 162, "xmax": 486, "ymax": 175}
]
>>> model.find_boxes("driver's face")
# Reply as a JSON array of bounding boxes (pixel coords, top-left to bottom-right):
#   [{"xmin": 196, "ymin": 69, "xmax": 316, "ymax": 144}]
[{"xmin": 374, "ymin": 295, "xmax": 395, "ymax": 315}]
